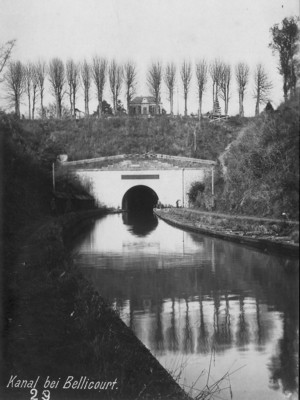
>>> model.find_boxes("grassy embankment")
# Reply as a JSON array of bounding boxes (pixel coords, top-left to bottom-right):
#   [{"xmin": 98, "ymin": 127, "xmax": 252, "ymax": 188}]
[
  {"xmin": 0, "ymin": 113, "xmax": 189, "ymax": 400},
  {"xmin": 19, "ymin": 99, "xmax": 299, "ymax": 220},
  {"xmin": 20, "ymin": 113, "xmax": 246, "ymax": 161},
  {"xmin": 193, "ymin": 96, "xmax": 299, "ymax": 220}
]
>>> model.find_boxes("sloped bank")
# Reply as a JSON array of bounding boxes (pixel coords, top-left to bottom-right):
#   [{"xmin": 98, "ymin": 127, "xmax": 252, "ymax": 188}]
[
  {"xmin": 154, "ymin": 208, "xmax": 299, "ymax": 258},
  {"xmin": 2, "ymin": 210, "xmax": 189, "ymax": 400}
]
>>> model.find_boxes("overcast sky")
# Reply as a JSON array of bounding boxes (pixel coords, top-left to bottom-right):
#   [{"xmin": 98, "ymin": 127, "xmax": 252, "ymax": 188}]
[{"xmin": 0, "ymin": 0, "xmax": 298, "ymax": 116}]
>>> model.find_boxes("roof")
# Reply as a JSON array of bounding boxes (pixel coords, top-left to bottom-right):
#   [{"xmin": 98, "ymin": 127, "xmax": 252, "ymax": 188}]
[
  {"xmin": 58, "ymin": 153, "xmax": 216, "ymax": 171},
  {"xmin": 130, "ymin": 96, "xmax": 159, "ymax": 105}
]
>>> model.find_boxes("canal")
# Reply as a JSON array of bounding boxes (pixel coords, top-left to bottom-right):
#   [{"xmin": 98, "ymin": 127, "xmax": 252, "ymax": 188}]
[{"xmin": 71, "ymin": 212, "xmax": 298, "ymax": 400}]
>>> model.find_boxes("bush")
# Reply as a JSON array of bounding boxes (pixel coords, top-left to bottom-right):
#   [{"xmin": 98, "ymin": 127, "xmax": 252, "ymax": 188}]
[
  {"xmin": 188, "ymin": 181, "xmax": 205, "ymax": 203},
  {"xmin": 215, "ymin": 95, "xmax": 299, "ymax": 218}
]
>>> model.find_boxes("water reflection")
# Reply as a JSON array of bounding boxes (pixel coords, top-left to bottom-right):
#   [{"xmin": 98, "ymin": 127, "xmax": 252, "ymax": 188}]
[
  {"xmin": 72, "ymin": 214, "xmax": 299, "ymax": 400},
  {"xmin": 122, "ymin": 211, "xmax": 158, "ymax": 237},
  {"xmin": 197, "ymin": 294, "xmax": 210, "ymax": 354}
]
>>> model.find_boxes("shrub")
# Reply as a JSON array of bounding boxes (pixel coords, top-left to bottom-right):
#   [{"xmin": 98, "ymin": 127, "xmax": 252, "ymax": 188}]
[{"xmin": 188, "ymin": 181, "xmax": 205, "ymax": 204}]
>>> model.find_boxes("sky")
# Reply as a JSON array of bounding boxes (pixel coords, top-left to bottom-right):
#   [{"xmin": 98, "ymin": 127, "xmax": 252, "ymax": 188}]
[{"xmin": 0, "ymin": 0, "xmax": 299, "ymax": 116}]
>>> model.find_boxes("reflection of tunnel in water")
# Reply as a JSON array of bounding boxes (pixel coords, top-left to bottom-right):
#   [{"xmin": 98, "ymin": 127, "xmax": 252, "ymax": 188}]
[
  {"xmin": 122, "ymin": 211, "xmax": 158, "ymax": 237},
  {"xmin": 122, "ymin": 185, "xmax": 158, "ymax": 213}
]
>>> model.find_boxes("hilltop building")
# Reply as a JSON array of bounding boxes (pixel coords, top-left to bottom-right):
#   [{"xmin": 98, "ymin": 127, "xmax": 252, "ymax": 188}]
[{"xmin": 129, "ymin": 96, "xmax": 163, "ymax": 116}]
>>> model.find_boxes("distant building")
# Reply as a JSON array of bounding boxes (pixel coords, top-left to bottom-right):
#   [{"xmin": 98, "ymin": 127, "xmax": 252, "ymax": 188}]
[{"xmin": 129, "ymin": 96, "xmax": 163, "ymax": 116}]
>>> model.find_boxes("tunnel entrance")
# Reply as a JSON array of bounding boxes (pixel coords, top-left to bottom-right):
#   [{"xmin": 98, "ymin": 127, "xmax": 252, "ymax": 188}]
[{"xmin": 122, "ymin": 185, "xmax": 158, "ymax": 213}]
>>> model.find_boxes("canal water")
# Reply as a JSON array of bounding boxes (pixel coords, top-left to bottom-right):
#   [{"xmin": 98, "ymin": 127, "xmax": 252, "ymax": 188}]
[{"xmin": 71, "ymin": 212, "xmax": 298, "ymax": 400}]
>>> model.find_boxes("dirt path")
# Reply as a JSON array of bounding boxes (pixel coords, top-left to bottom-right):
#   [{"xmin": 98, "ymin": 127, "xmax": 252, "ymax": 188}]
[{"xmin": 182, "ymin": 207, "xmax": 299, "ymax": 225}]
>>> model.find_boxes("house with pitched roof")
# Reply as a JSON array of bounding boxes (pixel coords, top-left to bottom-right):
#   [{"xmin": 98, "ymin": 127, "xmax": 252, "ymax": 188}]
[{"xmin": 129, "ymin": 96, "xmax": 163, "ymax": 116}]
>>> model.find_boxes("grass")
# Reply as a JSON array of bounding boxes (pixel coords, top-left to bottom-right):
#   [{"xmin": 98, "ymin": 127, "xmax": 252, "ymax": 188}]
[
  {"xmin": 19, "ymin": 115, "xmax": 246, "ymax": 161},
  {"xmin": 167, "ymin": 346, "xmax": 246, "ymax": 400}
]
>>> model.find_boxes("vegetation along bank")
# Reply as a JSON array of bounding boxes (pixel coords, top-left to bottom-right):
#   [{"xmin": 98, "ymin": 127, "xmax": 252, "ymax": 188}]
[{"xmin": 154, "ymin": 208, "xmax": 299, "ymax": 258}]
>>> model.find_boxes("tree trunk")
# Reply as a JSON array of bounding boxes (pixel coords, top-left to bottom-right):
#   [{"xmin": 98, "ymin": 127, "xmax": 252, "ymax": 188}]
[
  {"xmin": 170, "ymin": 91, "xmax": 174, "ymax": 115},
  {"xmin": 72, "ymin": 90, "xmax": 76, "ymax": 117},
  {"xmin": 69, "ymin": 88, "xmax": 73, "ymax": 116},
  {"xmin": 28, "ymin": 93, "xmax": 31, "ymax": 120},
  {"xmin": 15, "ymin": 96, "xmax": 20, "ymax": 118},
  {"xmin": 184, "ymin": 92, "xmax": 187, "ymax": 116},
  {"xmin": 84, "ymin": 88, "xmax": 89, "ymax": 115},
  {"xmin": 239, "ymin": 91, "xmax": 244, "ymax": 117},
  {"xmin": 198, "ymin": 92, "xmax": 203, "ymax": 120},
  {"xmin": 224, "ymin": 93, "xmax": 228, "ymax": 115},
  {"xmin": 283, "ymin": 79, "xmax": 288, "ymax": 102},
  {"xmin": 40, "ymin": 92, "xmax": 44, "ymax": 119},
  {"xmin": 255, "ymin": 97, "xmax": 259, "ymax": 116},
  {"xmin": 56, "ymin": 91, "xmax": 60, "ymax": 118},
  {"xmin": 98, "ymin": 91, "xmax": 102, "ymax": 118},
  {"xmin": 32, "ymin": 91, "xmax": 36, "ymax": 120}
]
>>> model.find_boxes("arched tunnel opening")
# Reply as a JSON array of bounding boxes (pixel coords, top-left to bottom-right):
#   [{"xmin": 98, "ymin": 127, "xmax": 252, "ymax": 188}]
[
  {"xmin": 122, "ymin": 185, "xmax": 158, "ymax": 214},
  {"xmin": 122, "ymin": 186, "xmax": 159, "ymax": 236}
]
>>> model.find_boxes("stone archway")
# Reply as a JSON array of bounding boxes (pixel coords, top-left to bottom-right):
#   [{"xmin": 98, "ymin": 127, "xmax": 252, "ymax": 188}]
[{"xmin": 122, "ymin": 185, "xmax": 159, "ymax": 213}]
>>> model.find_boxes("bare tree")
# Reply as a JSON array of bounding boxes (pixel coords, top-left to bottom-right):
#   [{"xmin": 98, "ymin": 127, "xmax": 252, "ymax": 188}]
[
  {"xmin": 49, "ymin": 58, "xmax": 65, "ymax": 118},
  {"xmin": 31, "ymin": 65, "xmax": 39, "ymax": 119},
  {"xmin": 195, "ymin": 59, "xmax": 208, "ymax": 118},
  {"xmin": 147, "ymin": 61, "xmax": 162, "ymax": 113},
  {"xmin": 35, "ymin": 60, "xmax": 47, "ymax": 118},
  {"xmin": 180, "ymin": 61, "xmax": 192, "ymax": 116},
  {"xmin": 123, "ymin": 61, "xmax": 137, "ymax": 114},
  {"xmin": 24, "ymin": 62, "xmax": 39, "ymax": 120},
  {"xmin": 209, "ymin": 59, "xmax": 223, "ymax": 112},
  {"xmin": 92, "ymin": 56, "xmax": 107, "ymax": 118},
  {"xmin": 0, "ymin": 39, "xmax": 16, "ymax": 81},
  {"xmin": 24, "ymin": 63, "xmax": 33, "ymax": 119},
  {"xmin": 253, "ymin": 63, "xmax": 272, "ymax": 116},
  {"xmin": 66, "ymin": 59, "xmax": 74, "ymax": 115},
  {"xmin": 81, "ymin": 59, "xmax": 91, "ymax": 116},
  {"xmin": 220, "ymin": 63, "xmax": 231, "ymax": 115},
  {"xmin": 5, "ymin": 60, "xmax": 25, "ymax": 118},
  {"xmin": 66, "ymin": 59, "xmax": 80, "ymax": 116},
  {"xmin": 164, "ymin": 62, "xmax": 176, "ymax": 115},
  {"xmin": 235, "ymin": 62, "xmax": 249, "ymax": 117},
  {"xmin": 109, "ymin": 60, "xmax": 123, "ymax": 114}
]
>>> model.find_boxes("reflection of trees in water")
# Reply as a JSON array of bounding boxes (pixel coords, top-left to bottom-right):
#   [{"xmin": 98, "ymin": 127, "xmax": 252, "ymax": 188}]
[
  {"xmin": 182, "ymin": 298, "xmax": 194, "ymax": 354},
  {"xmin": 166, "ymin": 298, "xmax": 179, "ymax": 352},
  {"xmin": 220, "ymin": 293, "xmax": 232, "ymax": 349},
  {"xmin": 236, "ymin": 294, "xmax": 250, "ymax": 349},
  {"xmin": 268, "ymin": 314, "xmax": 299, "ymax": 395},
  {"xmin": 197, "ymin": 294, "xmax": 210, "ymax": 354},
  {"xmin": 152, "ymin": 302, "xmax": 165, "ymax": 354},
  {"xmin": 210, "ymin": 293, "xmax": 233, "ymax": 352},
  {"xmin": 254, "ymin": 295, "xmax": 273, "ymax": 351},
  {"xmin": 211, "ymin": 292, "xmax": 227, "ymax": 352},
  {"xmin": 267, "ymin": 272, "xmax": 299, "ymax": 397}
]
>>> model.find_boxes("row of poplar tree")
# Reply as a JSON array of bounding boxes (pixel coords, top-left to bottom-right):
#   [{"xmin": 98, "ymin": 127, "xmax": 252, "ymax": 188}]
[{"xmin": 0, "ymin": 16, "xmax": 298, "ymax": 119}]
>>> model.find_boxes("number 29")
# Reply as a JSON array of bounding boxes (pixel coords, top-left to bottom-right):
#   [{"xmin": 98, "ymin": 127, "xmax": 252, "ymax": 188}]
[{"xmin": 30, "ymin": 389, "xmax": 51, "ymax": 400}]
